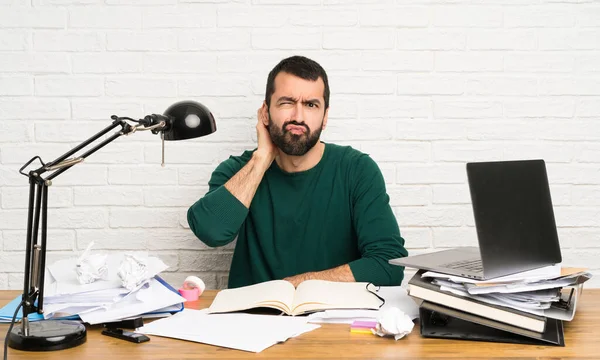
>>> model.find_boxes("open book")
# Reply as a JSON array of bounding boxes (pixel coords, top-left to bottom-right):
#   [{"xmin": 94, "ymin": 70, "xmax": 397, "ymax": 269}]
[{"xmin": 207, "ymin": 280, "xmax": 383, "ymax": 316}]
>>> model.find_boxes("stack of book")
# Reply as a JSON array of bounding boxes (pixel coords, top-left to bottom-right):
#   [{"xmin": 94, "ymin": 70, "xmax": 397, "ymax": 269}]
[{"xmin": 406, "ymin": 267, "xmax": 591, "ymax": 346}]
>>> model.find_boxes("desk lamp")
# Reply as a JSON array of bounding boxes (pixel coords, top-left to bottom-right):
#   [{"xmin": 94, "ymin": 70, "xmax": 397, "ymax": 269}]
[{"xmin": 5, "ymin": 100, "xmax": 216, "ymax": 352}]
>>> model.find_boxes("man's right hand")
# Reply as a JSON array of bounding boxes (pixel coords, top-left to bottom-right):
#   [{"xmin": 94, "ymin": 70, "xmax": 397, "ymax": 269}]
[
  {"xmin": 255, "ymin": 105, "xmax": 278, "ymax": 167},
  {"xmin": 222, "ymin": 105, "xmax": 279, "ymax": 209}
]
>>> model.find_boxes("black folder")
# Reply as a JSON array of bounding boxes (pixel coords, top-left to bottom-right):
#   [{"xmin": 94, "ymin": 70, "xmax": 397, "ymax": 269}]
[{"xmin": 419, "ymin": 301, "xmax": 565, "ymax": 346}]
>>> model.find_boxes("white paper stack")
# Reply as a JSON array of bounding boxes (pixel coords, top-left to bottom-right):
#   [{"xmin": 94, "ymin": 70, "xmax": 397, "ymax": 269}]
[
  {"xmin": 307, "ymin": 286, "xmax": 419, "ymax": 324},
  {"xmin": 421, "ymin": 265, "xmax": 591, "ymax": 321},
  {"xmin": 137, "ymin": 309, "xmax": 321, "ymax": 353},
  {"xmin": 39, "ymin": 253, "xmax": 185, "ymax": 324}
]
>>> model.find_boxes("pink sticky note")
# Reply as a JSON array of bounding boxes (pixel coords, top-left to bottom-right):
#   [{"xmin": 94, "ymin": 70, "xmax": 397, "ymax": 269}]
[{"xmin": 351, "ymin": 320, "xmax": 377, "ymax": 329}]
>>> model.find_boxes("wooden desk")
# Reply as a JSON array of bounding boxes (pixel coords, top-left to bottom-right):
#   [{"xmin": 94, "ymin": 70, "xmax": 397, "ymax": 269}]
[{"xmin": 1, "ymin": 289, "xmax": 599, "ymax": 359}]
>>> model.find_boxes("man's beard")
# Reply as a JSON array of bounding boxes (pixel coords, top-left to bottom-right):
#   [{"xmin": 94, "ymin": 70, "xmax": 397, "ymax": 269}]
[{"xmin": 268, "ymin": 113, "xmax": 323, "ymax": 156}]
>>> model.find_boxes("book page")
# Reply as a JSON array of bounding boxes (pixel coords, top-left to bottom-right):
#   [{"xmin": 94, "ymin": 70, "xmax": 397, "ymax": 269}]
[
  {"xmin": 208, "ymin": 280, "xmax": 296, "ymax": 314},
  {"xmin": 291, "ymin": 280, "xmax": 382, "ymax": 315}
]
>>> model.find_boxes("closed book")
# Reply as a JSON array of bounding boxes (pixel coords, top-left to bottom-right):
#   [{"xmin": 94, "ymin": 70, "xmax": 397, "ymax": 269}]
[
  {"xmin": 408, "ymin": 271, "xmax": 546, "ymax": 332},
  {"xmin": 419, "ymin": 301, "xmax": 564, "ymax": 346}
]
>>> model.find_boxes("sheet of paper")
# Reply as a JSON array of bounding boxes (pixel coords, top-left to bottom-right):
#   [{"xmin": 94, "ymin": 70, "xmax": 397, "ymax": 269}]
[
  {"xmin": 79, "ymin": 277, "xmax": 185, "ymax": 325},
  {"xmin": 560, "ymin": 267, "xmax": 588, "ymax": 277},
  {"xmin": 378, "ymin": 286, "xmax": 419, "ymax": 319},
  {"xmin": 308, "ymin": 316, "xmax": 378, "ymax": 324},
  {"xmin": 44, "ymin": 287, "xmax": 130, "ymax": 304},
  {"xmin": 47, "ymin": 254, "xmax": 168, "ymax": 296},
  {"xmin": 422, "ymin": 264, "xmax": 562, "ymax": 284},
  {"xmin": 440, "ymin": 285, "xmax": 550, "ymax": 312},
  {"xmin": 43, "ymin": 304, "xmax": 107, "ymax": 320},
  {"xmin": 465, "ymin": 273, "xmax": 591, "ymax": 295},
  {"xmin": 307, "ymin": 309, "xmax": 379, "ymax": 324},
  {"xmin": 47, "ymin": 256, "xmax": 123, "ymax": 294},
  {"xmin": 499, "ymin": 289, "xmax": 560, "ymax": 302},
  {"xmin": 137, "ymin": 309, "xmax": 320, "ymax": 353},
  {"xmin": 436, "ymin": 283, "xmax": 582, "ymax": 320},
  {"xmin": 306, "ymin": 286, "xmax": 419, "ymax": 323},
  {"xmin": 451, "ymin": 284, "xmax": 561, "ymax": 303}
]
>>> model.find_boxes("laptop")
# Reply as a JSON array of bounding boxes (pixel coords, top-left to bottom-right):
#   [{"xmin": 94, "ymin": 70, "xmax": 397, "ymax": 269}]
[{"xmin": 389, "ymin": 159, "xmax": 562, "ymax": 280}]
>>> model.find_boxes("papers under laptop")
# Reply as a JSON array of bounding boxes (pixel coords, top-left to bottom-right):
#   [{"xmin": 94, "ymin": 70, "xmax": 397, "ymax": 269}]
[{"xmin": 389, "ymin": 160, "xmax": 562, "ymax": 280}]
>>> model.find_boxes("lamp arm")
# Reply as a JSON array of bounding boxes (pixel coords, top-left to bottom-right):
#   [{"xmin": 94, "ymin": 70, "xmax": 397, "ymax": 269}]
[
  {"xmin": 18, "ymin": 116, "xmax": 161, "ymax": 330},
  {"xmin": 7, "ymin": 100, "xmax": 215, "ymax": 353},
  {"xmin": 20, "ymin": 118, "xmax": 134, "ymax": 181}
]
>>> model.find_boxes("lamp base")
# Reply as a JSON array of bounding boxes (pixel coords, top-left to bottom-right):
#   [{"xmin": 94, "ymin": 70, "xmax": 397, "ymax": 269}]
[{"xmin": 8, "ymin": 320, "xmax": 86, "ymax": 351}]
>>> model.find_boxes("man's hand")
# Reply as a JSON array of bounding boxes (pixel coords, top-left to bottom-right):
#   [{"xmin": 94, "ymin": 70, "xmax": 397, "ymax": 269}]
[
  {"xmin": 283, "ymin": 272, "xmax": 314, "ymax": 288},
  {"xmin": 283, "ymin": 265, "xmax": 356, "ymax": 288},
  {"xmin": 255, "ymin": 105, "xmax": 278, "ymax": 166},
  {"xmin": 221, "ymin": 105, "xmax": 279, "ymax": 208}
]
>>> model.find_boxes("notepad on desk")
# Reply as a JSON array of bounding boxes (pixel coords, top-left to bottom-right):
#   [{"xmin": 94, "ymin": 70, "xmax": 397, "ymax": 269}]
[{"xmin": 208, "ymin": 280, "xmax": 383, "ymax": 316}]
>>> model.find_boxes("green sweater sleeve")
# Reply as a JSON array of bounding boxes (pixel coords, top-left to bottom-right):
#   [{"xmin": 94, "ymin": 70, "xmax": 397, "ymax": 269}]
[
  {"xmin": 347, "ymin": 155, "xmax": 408, "ymax": 286},
  {"xmin": 187, "ymin": 157, "xmax": 249, "ymax": 248}
]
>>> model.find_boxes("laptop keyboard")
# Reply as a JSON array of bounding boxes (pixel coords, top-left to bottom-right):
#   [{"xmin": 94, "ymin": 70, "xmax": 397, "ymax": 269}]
[{"xmin": 441, "ymin": 259, "xmax": 484, "ymax": 272}]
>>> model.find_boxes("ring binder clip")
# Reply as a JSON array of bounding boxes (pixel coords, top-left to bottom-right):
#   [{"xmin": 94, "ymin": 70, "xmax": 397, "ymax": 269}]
[{"xmin": 552, "ymin": 288, "xmax": 575, "ymax": 310}]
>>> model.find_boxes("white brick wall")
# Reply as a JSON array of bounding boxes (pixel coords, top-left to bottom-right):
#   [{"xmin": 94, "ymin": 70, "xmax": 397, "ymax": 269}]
[{"xmin": 0, "ymin": 1, "xmax": 599, "ymax": 291}]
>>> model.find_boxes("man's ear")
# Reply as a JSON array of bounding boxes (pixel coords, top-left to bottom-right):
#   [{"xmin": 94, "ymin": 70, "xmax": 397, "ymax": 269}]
[
  {"xmin": 322, "ymin": 107, "xmax": 329, "ymax": 130},
  {"xmin": 261, "ymin": 101, "xmax": 269, "ymax": 127}
]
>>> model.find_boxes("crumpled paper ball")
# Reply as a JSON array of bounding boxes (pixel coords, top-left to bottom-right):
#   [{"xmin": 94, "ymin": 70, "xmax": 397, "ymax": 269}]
[
  {"xmin": 371, "ymin": 307, "xmax": 415, "ymax": 340},
  {"xmin": 117, "ymin": 254, "xmax": 148, "ymax": 291},
  {"xmin": 75, "ymin": 242, "xmax": 108, "ymax": 285}
]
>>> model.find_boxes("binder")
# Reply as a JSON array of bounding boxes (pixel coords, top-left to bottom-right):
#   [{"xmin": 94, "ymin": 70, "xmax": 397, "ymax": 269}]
[
  {"xmin": 419, "ymin": 300, "xmax": 565, "ymax": 346},
  {"xmin": 144, "ymin": 276, "xmax": 185, "ymax": 316},
  {"xmin": 408, "ymin": 271, "xmax": 547, "ymax": 332},
  {"xmin": 0, "ymin": 276, "xmax": 183, "ymax": 324}
]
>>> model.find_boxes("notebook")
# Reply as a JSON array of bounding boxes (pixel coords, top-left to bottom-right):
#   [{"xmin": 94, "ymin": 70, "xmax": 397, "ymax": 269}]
[{"xmin": 207, "ymin": 280, "xmax": 383, "ymax": 316}]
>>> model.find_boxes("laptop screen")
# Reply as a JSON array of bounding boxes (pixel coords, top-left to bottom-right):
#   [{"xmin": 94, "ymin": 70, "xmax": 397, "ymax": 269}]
[{"xmin": 467, "ymin": 159, "xmax": 562, "ymax": 279}]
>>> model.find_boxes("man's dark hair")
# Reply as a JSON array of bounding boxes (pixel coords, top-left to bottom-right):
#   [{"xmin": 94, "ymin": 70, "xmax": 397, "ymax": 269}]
[{"xmin": 264, "ymin": 55, "xmax": 330, "ymax": 110}]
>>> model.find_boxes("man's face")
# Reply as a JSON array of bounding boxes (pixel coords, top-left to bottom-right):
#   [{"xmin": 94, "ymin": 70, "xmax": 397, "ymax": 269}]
[{"xmin": 266, "ymin": 72, "xmax": 328, "ymax": 156}]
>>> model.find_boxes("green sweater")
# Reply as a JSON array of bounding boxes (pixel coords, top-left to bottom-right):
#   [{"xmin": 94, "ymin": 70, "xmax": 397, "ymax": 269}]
[{"xmin": 187, "ymin": 143, "xmax": 408, "ymax": 289}]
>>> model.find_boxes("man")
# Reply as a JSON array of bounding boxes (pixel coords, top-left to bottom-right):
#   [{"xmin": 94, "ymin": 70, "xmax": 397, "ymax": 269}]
[{"xmin": 187, "ymin": 55, "xmax": 407, "ymax": 289}]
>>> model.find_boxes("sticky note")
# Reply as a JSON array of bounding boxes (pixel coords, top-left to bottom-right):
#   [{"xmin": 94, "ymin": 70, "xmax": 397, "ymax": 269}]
[{"xmin": 351, "ymin": 320, "xmax": 377, "ymax": 329}]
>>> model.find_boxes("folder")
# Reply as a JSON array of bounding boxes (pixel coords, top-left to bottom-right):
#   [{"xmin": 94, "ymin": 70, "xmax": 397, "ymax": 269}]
[
  {"xmin": 408, "ymin": 270, "xmax": 547, "ymax": 332},
  {"xmin": 419, "ymin": 300, "xmax": 565, "ymax": 346}
]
